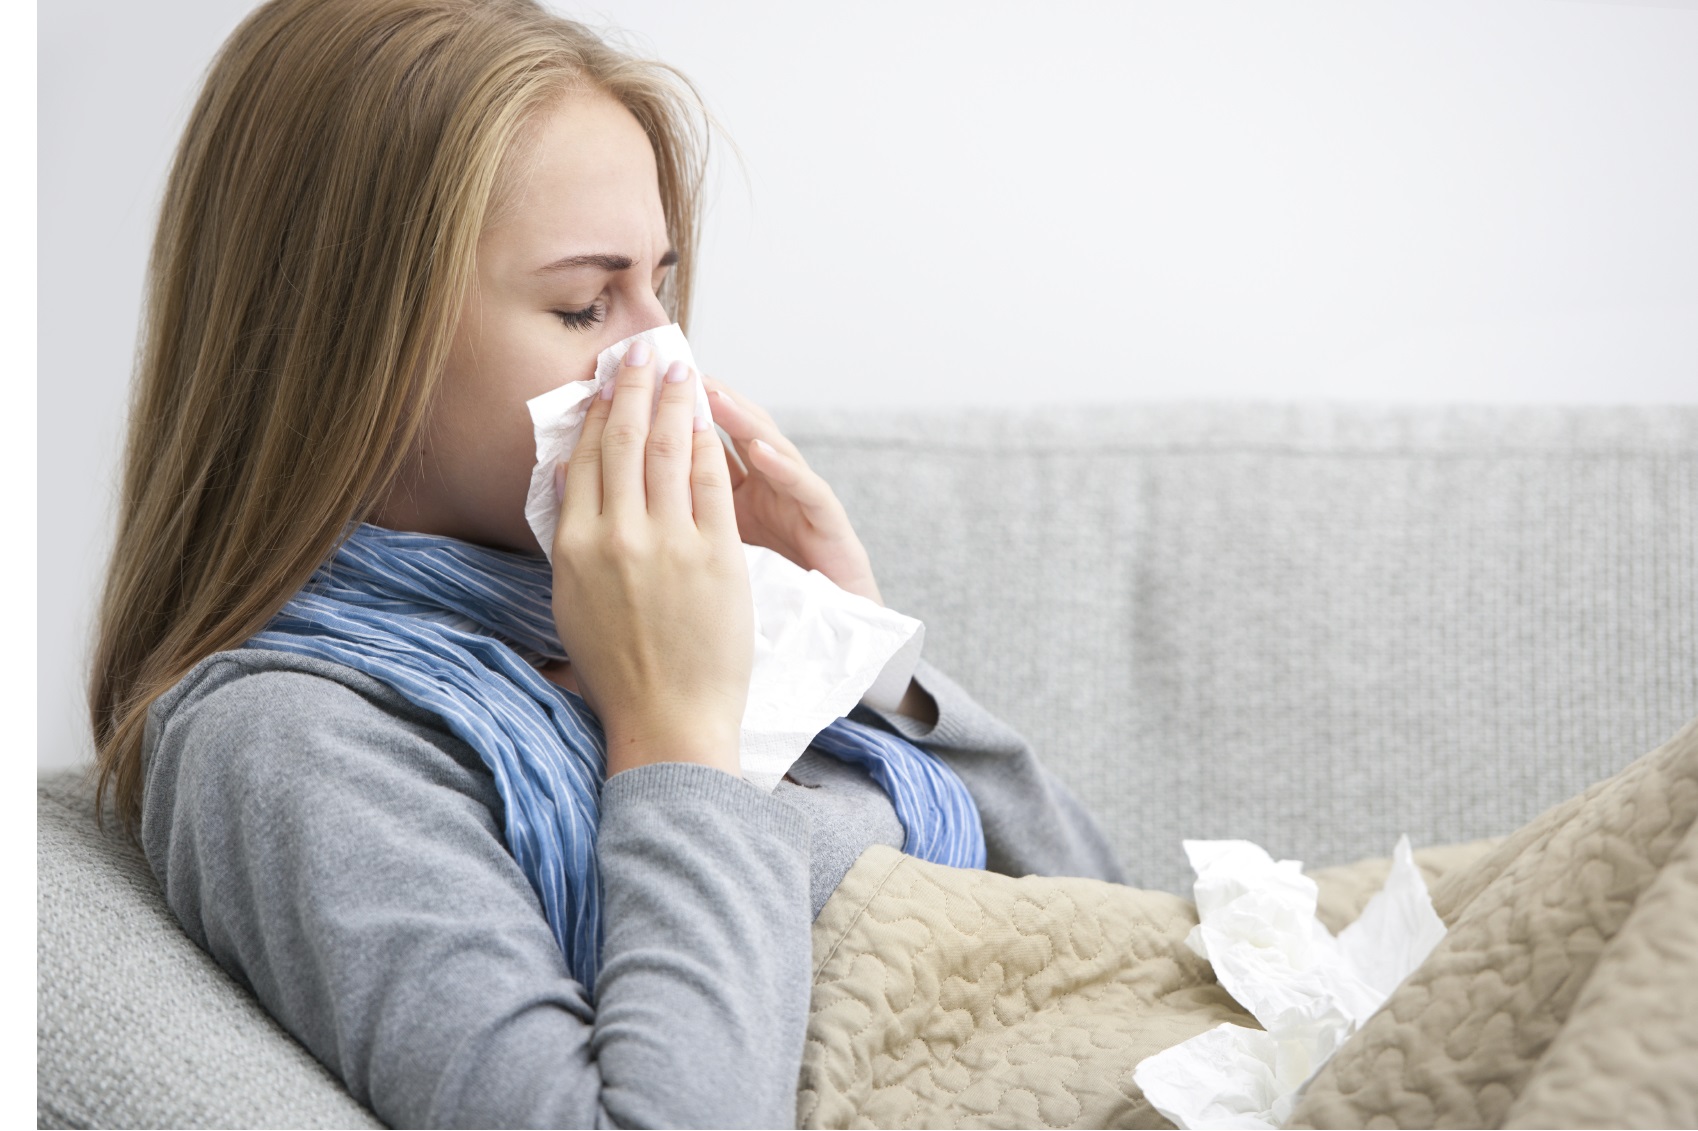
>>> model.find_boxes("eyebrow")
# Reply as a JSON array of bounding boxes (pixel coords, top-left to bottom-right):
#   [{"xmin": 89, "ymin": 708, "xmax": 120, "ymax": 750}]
[{"xmin": 537, "ymin": 248, "xmax": 678, "ymax": 274}]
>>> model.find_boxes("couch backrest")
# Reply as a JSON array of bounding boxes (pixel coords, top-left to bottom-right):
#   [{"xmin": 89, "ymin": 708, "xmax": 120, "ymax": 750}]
[{"xmin": 779, "ymin": 402, "xmax": 1698, "ymax": 892}]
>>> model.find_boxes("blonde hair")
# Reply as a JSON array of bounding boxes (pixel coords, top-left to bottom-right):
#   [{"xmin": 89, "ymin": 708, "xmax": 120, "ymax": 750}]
[{"xmin": 90, "ymin": 0, "xmax": 709, "ymax": 829}]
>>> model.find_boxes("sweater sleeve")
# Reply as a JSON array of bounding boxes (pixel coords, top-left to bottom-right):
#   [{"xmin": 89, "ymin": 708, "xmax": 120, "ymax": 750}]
[
  {"xmin": 141, "ymin": 655, "xmax": 812, "ymax": 1129},
  {"xmin": 852, "ymin": 658, "xmax": 1127, "ymax": 885}
]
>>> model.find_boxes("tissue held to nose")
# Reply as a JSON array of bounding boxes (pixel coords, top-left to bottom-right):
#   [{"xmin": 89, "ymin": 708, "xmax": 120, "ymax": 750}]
[
  {"xmin": 522, "ymin": 324, "xmax": 927, "ymax": 791},
  {"xmin": 524, "ymin": 322, "xmax": 712, "ymax": 553}
]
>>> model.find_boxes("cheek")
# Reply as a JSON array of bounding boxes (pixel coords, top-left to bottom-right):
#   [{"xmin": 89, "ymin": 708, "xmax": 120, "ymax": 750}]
[
  {"xmin": 444, "ymin": 310, "xmax": 594, "ymax": 428},
  {"xmin": 436, "ymin": 310, "xmax": 600, "ymax": 485},
  {"xmin": 486, "ymin": 312, "xmax": 601, "ymax": 402}
]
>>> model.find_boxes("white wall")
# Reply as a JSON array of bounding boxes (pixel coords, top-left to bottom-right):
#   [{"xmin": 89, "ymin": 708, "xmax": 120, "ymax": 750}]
[{"xmin": 38, "ymin": 0, "xmax": 1698, "ymax": 770}]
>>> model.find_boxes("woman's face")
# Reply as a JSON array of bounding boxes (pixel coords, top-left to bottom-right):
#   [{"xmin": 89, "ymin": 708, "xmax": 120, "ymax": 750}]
[{"xmin": 374, "ymin": 90, "xmax": 675, "ymax": 553}]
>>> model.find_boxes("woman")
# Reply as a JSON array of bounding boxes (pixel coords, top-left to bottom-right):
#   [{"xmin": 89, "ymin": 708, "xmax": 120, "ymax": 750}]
[{"xmin": 90, "ymin": 0, "xmax": 1122, "ymax": 1125}]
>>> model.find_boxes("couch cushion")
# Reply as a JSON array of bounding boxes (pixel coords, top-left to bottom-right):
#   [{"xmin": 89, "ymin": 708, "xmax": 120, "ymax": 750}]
[
  {"xmin": 37, "ymin": 771, "xmax": 381, "ymax": 1129},
  {"xmin": 778, "ymin": 402, "xmax": 1698, "ymax": 893}
]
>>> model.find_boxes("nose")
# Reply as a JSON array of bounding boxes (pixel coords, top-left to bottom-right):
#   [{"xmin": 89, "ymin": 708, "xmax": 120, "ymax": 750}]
[{"xmin": 606, "ymin": 284, "xmax": 673, "ymax": 344}]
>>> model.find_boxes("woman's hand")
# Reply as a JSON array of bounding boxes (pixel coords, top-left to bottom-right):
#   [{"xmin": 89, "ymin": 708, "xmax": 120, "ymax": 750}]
[
  {"xmin": 550, "ymin": 345, "xmax": 753, "ymax": 778},
  {"xmin": 703, "ymin": 375, "xmax": 885, "ymax": 606}
]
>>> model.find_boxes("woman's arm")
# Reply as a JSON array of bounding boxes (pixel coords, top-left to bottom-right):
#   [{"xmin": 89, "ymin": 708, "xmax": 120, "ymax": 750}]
[
  {"xmin": 855, "ymin": 658, "xmax": 1127, "ymax": 886},
  {"xmin": 550, "ymin": 347, "xmax": 750, "ymax": 780},
  {"xmin": 143, "ymin": 653, "xmax": 812, "ymax": 1129}
]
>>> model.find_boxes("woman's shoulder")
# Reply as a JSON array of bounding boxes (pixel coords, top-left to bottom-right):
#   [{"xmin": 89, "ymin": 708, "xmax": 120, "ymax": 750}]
[
  {"xmin": 149, "ymin": 648, "xmax": 435, "ymax": 739},
  {"xmin": 141, "ymin": 649, "xmax": 496, "ymax": 856},
  {"xmin": 146, "ymin": 648, "xmax": 469, "ymax": 775}
]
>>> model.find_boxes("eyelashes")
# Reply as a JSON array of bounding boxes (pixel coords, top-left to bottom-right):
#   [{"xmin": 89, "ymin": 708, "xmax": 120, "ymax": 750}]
[
  {"xmin": 553, "ymin": 278, "xmax": 666, "ymax": 331},
  {"xmin": 554, "ymin": 303, "xmax": 606, "ymax": 331}
]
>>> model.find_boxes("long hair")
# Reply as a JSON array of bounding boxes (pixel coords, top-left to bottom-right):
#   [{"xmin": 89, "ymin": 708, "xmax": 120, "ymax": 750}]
[{"xmin": 90, "ymin": 0, "xmax": 708, "ymax": 830}]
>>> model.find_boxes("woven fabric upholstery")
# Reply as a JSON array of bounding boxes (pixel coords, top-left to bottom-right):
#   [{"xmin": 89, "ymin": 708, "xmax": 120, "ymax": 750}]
[
  {"xmin": 37, "ymin": 400, "xmax": 1697, "ymax": 1127},
  {"xmin": 778, "ymin": 402, "xmax": 1698, "ymax": 893},
  {"xmin": 36, "ymin": 772, "xmax": 383, "ymax": 1129}
]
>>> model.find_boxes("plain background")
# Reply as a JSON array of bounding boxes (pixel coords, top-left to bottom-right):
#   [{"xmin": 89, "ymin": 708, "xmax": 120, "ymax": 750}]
[
  {"xmin": 38, "ymin": 0, "xmax": 1698, "ymax": 772},
  {"xmin": 12, "ymin": 1, "xmax": 39, "ymax": 1115}
]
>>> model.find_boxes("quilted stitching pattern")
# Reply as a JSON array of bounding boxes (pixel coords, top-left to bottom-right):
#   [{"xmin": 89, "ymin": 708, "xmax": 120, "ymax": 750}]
[
  {"xmin": 1504, "ymin": 818, "xmax": 1698, "ymax": 1128},
  {"xmin": 799, "ymin": 845, "xmax": 1250, "ymax": 1129},
  {"xmin": 799, "ymin": 715, "xmax": 1697, "ymax": 1131},
  {"xmin": 1288, "ymin": 715, "xmax": 1698, "ymax": 1129},
  {"xmin": 798, "ymin": 842, "xmax": 1499, "ymax": 1130}
]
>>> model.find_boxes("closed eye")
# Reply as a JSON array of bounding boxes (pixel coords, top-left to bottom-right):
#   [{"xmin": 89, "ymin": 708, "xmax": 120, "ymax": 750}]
[{"xmin": 554, "ymin": 303, "xmax": 605, "ymax": 330}]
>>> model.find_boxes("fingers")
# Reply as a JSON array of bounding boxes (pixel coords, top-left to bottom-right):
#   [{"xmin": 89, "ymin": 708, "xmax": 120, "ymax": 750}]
[
  {"xmin": 690, "ymin": 412, "xmax": 738, "ymax": 541},
  {"xmin": 704, "ymin": 377, "xmax": 804, "ymax": 466},
  {"xmin": 703, "ymin": 376, "xmax": 837, "ymax": 520},
  {"xmin": 561, "ymin": 377, "xmax": 611, "ymax": 521},
  {"xmin": 704, "ymin": 380, "xmax": 807, "ymax": 502},
  {"xmin": 599, "ymin": 341, "xmax": 660, "ymax": 518},
  {"xmin": 744, "ymin": 436, "xmax": 839, "ymax": 522},
  {"xmin": 646, "ymin": 360, "xmax": 701, "ymax": 521},
  {"xmin": 721, "ymin": 431, "xmax": 749, "ymax": 491},
  {"xmin": 563, "ymin": 349, "xmax": 734, "ymax": 540},
  {"xmin": 743, "ymin": 437, "xmax": 807, "ymax": 492},
  {"xmin": 702, "ymin": 374, "xmax": 777, "ymax": 430}
]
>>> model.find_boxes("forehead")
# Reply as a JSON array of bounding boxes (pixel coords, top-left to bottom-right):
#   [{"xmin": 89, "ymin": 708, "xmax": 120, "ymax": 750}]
[{"xmin": 486, "ymin": 91, "xmax": 666, "ymax": 263}]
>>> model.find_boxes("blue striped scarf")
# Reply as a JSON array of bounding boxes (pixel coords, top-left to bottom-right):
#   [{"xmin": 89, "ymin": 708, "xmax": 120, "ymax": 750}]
[{"xmin": 246, "ymin": 523, "xmax": 985, "ymax": 993}]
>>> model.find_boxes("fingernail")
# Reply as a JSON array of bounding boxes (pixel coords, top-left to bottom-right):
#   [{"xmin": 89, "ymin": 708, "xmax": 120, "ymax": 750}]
[
  {"xmin": 753, "ymin": 438, "xmax": 775, "ymax": 455},
  {"xmin": 599, "ymin": 379, "xmax": 615, "ymax": 401},
  {"xmin": 664, "ymin": 360, "xmax": 690, "ymax": 384},
  {"xmin": 553, "ymin": 462, "xmax": 566, "ymax": 501},
  {"xmin": 624, "ymin": 339, "xmax": 651, "ymax": 367}
]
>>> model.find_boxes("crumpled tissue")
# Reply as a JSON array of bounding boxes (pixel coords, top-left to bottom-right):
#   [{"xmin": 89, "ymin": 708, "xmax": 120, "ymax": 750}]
[
  {"xmin": 522, "ymin": 323, "xmax": 925, "ymax": 791},
  {"xmin": 1133, "ymin": 835, "xmax": 1447, "ymax": 1130}
]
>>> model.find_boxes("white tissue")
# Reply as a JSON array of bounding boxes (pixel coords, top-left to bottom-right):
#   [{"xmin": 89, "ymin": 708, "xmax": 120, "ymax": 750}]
[
  {"xmin": 522, "ymin": 324, "xmax": 925, "ymax": 791},
  {"xmin": 1133, "ymin": 835, "xmax": 1446, "ymax": 1130},
  {"xmin": 523, "ymin": 323, "xmax": 713, "ymax": 556}
]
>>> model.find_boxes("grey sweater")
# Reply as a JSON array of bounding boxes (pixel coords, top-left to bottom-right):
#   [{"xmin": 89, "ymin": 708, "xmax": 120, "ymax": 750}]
[{"xmin": 141, "ymin": 649, "xmax": 1124, "ymax": 1129}]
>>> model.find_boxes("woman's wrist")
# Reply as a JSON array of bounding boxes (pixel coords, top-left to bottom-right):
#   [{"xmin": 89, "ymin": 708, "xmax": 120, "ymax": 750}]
[{"xmin": 603, "ymin": 720, "xmax": 741, "ymax": 778}]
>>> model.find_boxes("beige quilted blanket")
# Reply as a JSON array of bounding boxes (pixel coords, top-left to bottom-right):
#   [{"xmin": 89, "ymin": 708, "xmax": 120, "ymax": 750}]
[{"xmin": 799, "ymin": 716, "xmax": 1698, "ymax": 1129}]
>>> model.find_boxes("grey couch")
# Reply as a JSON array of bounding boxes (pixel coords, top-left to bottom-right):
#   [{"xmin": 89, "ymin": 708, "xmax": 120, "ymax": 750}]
[{"xmin": 38, "ymin": 401, "xmax": 1698, "ymax": 1129}]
